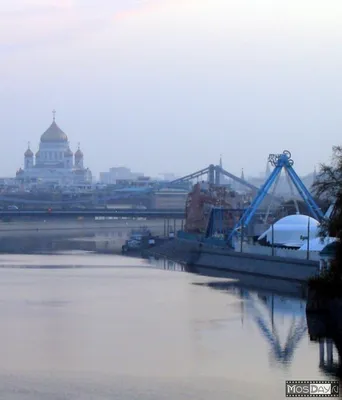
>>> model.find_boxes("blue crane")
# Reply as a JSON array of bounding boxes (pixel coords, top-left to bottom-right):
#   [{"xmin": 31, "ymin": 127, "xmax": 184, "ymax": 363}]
[{"xmin": 227, "ymin": 150, "xmax": 324, "ymax": 243}]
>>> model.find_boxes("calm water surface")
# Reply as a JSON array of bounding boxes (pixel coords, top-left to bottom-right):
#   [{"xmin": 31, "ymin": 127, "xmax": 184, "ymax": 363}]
[{"xmin": 0, "ymin": 252, "xmax": 336, "ymax": 399}]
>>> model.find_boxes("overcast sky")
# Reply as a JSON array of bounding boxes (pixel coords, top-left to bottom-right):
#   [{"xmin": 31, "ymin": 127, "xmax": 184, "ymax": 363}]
[{"xmin": 1, "ymin": 0, "xmax": 341, "ymax": 179}]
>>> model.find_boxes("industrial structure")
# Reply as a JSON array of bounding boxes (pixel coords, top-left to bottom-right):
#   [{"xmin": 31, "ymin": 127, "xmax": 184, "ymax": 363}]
[
  {"xmin": 197, "ymin": 151, "xmax": 324, "ymax": 247},
  {"xmin": 184, "ymin": 182, "xmax": 250, "ymax": 234}
]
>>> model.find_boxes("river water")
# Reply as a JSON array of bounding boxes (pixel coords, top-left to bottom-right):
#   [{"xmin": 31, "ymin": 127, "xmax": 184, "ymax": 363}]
[{"xmin": 0, "ymin": 252, "xmax": 338, "ymax": 399}]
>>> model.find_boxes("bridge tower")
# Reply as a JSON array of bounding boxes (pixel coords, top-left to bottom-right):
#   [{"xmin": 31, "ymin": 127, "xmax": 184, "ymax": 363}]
[
  {"xmin": 208, "ymin": 164, "xmax": 215, "ymax": 185},
  {"xmin": 214, "ymin": 166, "xmax": 221, "ymax": 185}
]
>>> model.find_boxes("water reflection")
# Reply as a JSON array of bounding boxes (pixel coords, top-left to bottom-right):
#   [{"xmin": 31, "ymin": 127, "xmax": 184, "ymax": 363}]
[
  {"xmin": 148, "ymin": 257, "xmax": 185, "ymax": 271},
  {"xmin": 307, "ymin": 312, "xmax": 342, "ymax": 381},
  {"xmin": 243, "ymin": 290, "xmax": 307, "ymax": 366},
  {"xmin": 319, "ymin": 339, "xmax": 341, "ymax": 377},
  {"xmin": 185, "ymin": 264, "xmax": 342, "ymax": 389},
  {"xmin": 93, "ymin": 229, "xmax": 129, "ymax": 252},
  {"xmin": 0, "ymin": 222, "xmax": 165, "ymax": 254},
  {"xmin": 194, "ymin": 279, "xmax": 307, "ymax": 369}
]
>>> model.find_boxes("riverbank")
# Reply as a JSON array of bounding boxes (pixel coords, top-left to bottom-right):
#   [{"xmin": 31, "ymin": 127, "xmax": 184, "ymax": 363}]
[
  {"xmin": 0, "ymin": 219, "xmax": 179, "ymax": 253},
  {"xmin": 306, "ymin": 282, "xmax": 342, "ymax": 338}
]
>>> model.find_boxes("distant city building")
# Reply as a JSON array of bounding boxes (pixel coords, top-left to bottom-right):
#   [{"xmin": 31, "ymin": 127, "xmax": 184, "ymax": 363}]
[
  {"xmin": 116, "ymin": 177, "xmax": 151, "ymax": 187},
  {"xmin": 99, "ymin": 166, "xmax": 144, "ymax": 184},
  {"xmin": 15, "ymin": 111, "xmax": 92, "ymax": 185},
  {"xmin": 152, "ymin": 188, "xmax": 188, "ymax": 209},
  {"xmin": 159, "ymin": 173, "xmax": 178, "ymax": 181}
]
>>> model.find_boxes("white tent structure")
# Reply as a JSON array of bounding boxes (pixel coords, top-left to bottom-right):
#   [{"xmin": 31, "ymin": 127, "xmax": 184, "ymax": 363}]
[
  {"xmin": 258, "ymin": 214, "xmax": 320, "ymax": 248},
  {"xmin": 298, "ymin": 236, "xmax": 336, "ymax": 252}
]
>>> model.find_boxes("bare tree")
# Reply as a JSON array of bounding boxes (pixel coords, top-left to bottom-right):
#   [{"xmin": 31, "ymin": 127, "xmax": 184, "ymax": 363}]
[
  {"xmin": 312, "ymin": 146, "xmax": 342, "ymax": 285},
  {"xmin": 313, "ymin": 146, "xmax": 342, "ymax": 199}
]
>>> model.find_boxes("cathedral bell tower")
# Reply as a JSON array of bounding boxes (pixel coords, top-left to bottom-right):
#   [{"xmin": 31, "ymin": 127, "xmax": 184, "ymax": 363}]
[
  {"xmin": 24, "ymin": 143, "xmax": 34, "ymax": 169},
  {"xmin": 74, "ymin": 143, "xmax": 84, "ymax": 169},
  {"xmin": 64, "ymin": 146, "xmax": 73, "ymax": 169}
]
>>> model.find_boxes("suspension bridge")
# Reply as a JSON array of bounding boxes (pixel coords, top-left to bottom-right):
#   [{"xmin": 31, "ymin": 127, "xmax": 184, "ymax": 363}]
[{"xmin": 0, "ymin": 160, "xmax": 276, "ymax": 209}]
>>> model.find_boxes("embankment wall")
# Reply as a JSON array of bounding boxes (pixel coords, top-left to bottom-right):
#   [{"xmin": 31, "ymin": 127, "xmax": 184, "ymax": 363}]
[{"xmin": 147, "ymin": 238, "xmax": 319, "ymax": 282}]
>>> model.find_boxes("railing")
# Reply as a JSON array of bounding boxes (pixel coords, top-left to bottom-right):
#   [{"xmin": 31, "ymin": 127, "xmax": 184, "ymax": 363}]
[
  {"xmin": 178, "ymin": 230, "xmax": 322, "ymax": 261},
  {"xmin": 0, "ymin": 209, "xmax": 185, "ymax": 219},
  {"xmin": 177, "ymin": 231, "xmax": 202, "ymax": 241},
  {"xmin": 235, "ymin": 243, "xmax": 320, "ymax": 261}
]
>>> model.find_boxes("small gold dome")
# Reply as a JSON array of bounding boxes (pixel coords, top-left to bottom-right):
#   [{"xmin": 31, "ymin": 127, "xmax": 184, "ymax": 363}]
[
  {"xmin": 24, "ymin": 148, "xmax": 33, "ymax": 157},
  {"xmin": 75, "ymin": 148, "xmax": 83, "ymax": 158}
]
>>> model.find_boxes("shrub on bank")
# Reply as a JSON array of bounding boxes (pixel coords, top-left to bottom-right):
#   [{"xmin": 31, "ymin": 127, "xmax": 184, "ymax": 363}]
[
  {"xmin": 308, "ymin": 260, "xmax": 342, "ymax": 298},
  {"xmin": 308, "ymin": 278, "xmax": 342, "ymax": 299}
]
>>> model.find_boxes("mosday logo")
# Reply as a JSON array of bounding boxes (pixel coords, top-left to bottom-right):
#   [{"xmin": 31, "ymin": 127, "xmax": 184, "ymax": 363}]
[
  {"xmin": 310, "ymin": 384, "xmax": 334, "ymax": 395},
  {"xmin": 286, "ymin": 381, "xmax": 339, "ymax": 397}
]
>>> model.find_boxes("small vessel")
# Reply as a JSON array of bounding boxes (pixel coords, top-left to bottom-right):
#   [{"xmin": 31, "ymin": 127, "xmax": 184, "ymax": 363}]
[{"xmin": 122, "ymin": 228, "xmax": 154, "ymax": 253}]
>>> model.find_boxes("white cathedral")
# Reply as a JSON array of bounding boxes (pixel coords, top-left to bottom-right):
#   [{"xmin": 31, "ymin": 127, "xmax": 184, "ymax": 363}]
[{"xmin": 16, "ymin": 111, "xmax": 92, "ymax": 185}]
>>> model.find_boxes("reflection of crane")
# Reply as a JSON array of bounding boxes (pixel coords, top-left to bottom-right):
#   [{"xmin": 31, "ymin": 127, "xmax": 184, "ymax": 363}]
[
  {"xmin": 194, "ymin": 280, "xmax": 308, "ymax": 367},
  {"xmin": 239, "ymin": 289, "xmax": 307, "ymax": 365},
  {"xmin": 306, "ymin": 312, "xmax": 342, "ymax": 378},
  {"xmin": 318, "ymin": 338, "xmax": 341, "ymax": 376}
]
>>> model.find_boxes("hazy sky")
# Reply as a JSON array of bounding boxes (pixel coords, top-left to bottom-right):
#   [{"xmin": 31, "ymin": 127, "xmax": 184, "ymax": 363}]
[{"xmin": 1, "ymin": 0, "xmax": 341, "ymax": 179}]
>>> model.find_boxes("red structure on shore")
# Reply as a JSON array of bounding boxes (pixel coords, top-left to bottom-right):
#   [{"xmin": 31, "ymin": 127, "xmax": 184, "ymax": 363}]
[{"xmin": 184, "ymin": 182, "xmax": 246, "ymax": 234}]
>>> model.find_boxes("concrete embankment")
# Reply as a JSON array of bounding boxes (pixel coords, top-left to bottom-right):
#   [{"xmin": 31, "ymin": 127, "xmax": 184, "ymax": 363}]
[
  {"xmin": 0, "ymin": 219, "xmax": 182, "ymax": 238},
  {"xmin": 0, "ymin": 219, "xmax": 182, "ymax": 253},
  {"xmin": 144, "ymin": 238, "xmax": 200, "ymax": 264},
  {"xmin": 146, "ymin": 238, "xmax": 320, "ymax": 282}
]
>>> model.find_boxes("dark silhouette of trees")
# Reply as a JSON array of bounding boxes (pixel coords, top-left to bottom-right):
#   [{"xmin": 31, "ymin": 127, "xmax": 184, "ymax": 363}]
[{"xmin": 312, "ymin": 146, "xmax": 342, "ymax": 291}]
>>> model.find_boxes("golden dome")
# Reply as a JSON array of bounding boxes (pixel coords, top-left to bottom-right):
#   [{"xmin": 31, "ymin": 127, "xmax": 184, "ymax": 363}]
[{"xmin": 40, "ymin": 121, "xmax": 68, "ymax": 143}]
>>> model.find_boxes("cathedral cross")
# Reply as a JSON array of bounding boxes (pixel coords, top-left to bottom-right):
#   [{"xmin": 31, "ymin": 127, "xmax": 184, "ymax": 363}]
[{"xmin": 52, "ymin": 109, "xmax": 56, "ymax": 121}]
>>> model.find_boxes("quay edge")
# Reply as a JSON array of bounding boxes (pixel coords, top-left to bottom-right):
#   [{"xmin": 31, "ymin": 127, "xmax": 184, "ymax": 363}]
[{"xmin": 146, "ymin": 237, "xmax": 320, "ymax": 283}]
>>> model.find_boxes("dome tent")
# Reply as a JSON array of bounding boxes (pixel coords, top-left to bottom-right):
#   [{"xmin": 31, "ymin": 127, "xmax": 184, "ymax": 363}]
[
  {"xmin": 298, "ymin": 236, "xmax": 336, "ymax": 252},
  {"xmin": 258, "ymin": 214, "xmax": 319, "ymax": 248}
]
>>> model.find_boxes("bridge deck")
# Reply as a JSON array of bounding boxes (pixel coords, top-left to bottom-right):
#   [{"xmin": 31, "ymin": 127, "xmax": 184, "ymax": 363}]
[{"xmin": 0, "ymin": 209, "xmax": 187, "ymax": 219}]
